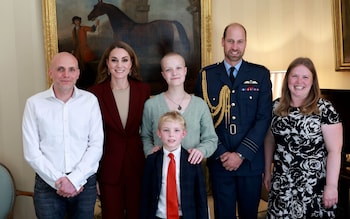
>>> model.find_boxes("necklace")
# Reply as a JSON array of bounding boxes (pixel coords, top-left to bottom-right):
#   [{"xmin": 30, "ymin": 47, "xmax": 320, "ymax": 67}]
[
  {"xmin": 113, "ymin": 84, "xmax": 129, "ymax": 90},
  {"xmin": 111, "ymin": 81, "xmax": 130, "ymax": 90},
  {"xmin": 165, "ymin": 93, "xmax": 186, "ymax": 111}
]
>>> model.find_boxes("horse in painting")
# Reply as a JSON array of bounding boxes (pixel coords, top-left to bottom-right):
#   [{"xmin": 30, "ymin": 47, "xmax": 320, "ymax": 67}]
[{"xmin": 87, "ymin": 0, "xmax": 190, "ymax": 56}]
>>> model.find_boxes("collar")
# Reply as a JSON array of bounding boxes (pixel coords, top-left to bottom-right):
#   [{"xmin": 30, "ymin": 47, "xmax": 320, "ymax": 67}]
[
  {"xmin": 49, "ymin": 84, "xmax": 79, "ymax": 100},
  {"xmin": 224, "ymin": 60, "xmax": 243, "ymax": 76},
  {"xmin": 163, "ymin": 146, "xmax": 181, "ymax": 159}
]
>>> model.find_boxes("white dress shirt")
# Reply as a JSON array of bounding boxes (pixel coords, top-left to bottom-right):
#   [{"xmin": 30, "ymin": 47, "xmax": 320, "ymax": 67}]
[
  {"xmin": 156, "ymin": 146, "xmax": 182, "ymax": 218},
  {"xmin": 22, "ymin": 86, "xmax": 104, "ymax": 190}
]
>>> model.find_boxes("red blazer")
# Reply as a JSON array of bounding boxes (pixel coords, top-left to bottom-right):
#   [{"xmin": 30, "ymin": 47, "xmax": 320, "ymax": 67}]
[{"xmin": 89, "ymin": 79, "xmax": 150, "ymax": 184}]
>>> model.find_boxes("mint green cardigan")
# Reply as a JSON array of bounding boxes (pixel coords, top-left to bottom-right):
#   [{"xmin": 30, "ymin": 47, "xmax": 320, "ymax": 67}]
[{"xmin": 141, "ymin": 92, "xmax": 218, "ymax": 157}]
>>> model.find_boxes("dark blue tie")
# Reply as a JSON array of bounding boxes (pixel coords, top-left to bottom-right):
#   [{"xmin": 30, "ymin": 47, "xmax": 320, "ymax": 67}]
[{"xmin": 229, "ymin": 67, "xmax": 235, "ymax": 84}]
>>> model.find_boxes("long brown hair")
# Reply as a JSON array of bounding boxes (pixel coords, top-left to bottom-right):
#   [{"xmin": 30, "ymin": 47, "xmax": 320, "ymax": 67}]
[
  {"xmin": 95, "ymin": 41, "xmax": 142, "ymax": 84},
  {"xmin": 275, "ymin": 57, "xmax": 320, "ymax": 116}
]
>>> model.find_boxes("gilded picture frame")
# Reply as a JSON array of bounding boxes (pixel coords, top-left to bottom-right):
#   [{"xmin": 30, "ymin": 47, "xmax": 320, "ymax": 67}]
[
  {"xmin": 333, "ymin": 0, "xmax": 350, "ymax": 71},
  {"xmin": 41, "ymin": 0, "xmax": 212, "ymax": 93}
]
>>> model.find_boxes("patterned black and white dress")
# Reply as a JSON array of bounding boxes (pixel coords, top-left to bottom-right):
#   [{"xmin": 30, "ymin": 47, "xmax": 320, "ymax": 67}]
[{"xmin": 267, "ymin": 98, "xmax": 341, "ymax": 219}]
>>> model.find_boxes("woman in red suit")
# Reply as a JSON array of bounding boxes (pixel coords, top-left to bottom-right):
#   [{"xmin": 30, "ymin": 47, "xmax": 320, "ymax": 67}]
[{"xmin": 89, "ymin": 41, "xmax": 150, "ymax": 219}]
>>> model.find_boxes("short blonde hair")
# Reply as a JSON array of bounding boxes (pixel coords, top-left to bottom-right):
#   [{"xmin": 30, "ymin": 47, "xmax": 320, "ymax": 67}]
[
  {"xmin": 160, "ymin": 52, "xmax": 186, "ymax": 71},
  {"xmin": 158, "ymin": 111, "xmax": 186, "ymax": 130}
]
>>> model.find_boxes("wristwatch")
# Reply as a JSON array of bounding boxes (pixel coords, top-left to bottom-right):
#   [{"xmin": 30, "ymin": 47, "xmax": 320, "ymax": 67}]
[{"xmin": 237, "ymin": 152, "xmax": 245, "ymax": 160}]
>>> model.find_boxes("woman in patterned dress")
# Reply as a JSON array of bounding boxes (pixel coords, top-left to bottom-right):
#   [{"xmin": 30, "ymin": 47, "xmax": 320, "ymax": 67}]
[{"xmin": 263, "ymin": 57, "xmax": 343, "ymax": 218}]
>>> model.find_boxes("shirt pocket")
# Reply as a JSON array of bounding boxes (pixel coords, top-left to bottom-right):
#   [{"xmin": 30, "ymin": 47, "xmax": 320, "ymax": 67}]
[{"xmin": 238, "ymin": 85, "xmax": 260, "ymax": 120}]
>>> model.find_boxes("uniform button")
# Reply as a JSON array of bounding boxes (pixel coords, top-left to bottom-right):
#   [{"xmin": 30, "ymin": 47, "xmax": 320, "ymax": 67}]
[
  {"xmin": 232, "ymin": 90, "xmax": 235, "ymax": 94},
  {"xmin": 232, "ymin": 116, "xmax": 236, "ymax": 120},
  {"xmin": 213, "ymin": 97, "xmax": 216, "ymax": 101},
  {"xmin": 231, "ymin": 103, "xmax": 235, "ymax": 107},
  {"xmin": 249, "ymin": 96, "xmax": 253, "ymax": 99}
]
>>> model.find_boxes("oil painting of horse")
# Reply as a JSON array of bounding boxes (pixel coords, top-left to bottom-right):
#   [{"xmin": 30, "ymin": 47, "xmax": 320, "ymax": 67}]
[
  {"xmin": 54, "ymin": 0, "xmax": 201, "ymax": 94},
  {"xmin": 88, "ymin": 0, "xmax": 190, "ymax": 56}
]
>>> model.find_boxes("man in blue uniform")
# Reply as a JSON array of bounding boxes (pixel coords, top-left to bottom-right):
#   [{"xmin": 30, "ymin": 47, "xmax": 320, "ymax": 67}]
[{"xmin": 195, "ymin": 23, "xmax": 272, "ymax": 219}]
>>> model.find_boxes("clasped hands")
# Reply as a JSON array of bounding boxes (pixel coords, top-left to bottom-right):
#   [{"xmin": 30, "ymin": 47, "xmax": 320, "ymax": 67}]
[
  {"xmin": 220, "ymin": 152, "xmax": 243, "ymax": 171},
  {"xmin": 55, "ymin": 176, "xmax": 84, "ymax": 198}
]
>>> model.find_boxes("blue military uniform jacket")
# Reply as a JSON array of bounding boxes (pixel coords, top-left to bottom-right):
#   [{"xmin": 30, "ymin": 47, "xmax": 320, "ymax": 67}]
[{"xmin": 194, "ymin": 60, "xmax": 272, "ymax": 175}]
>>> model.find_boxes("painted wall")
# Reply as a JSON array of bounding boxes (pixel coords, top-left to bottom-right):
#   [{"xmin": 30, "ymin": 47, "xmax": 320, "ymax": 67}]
[
  {"xmin": 212, "ymin": 0, "xmax": 350, "ymax": 89},
  {"xmin": 0, "ymin": 0, "xmax": 349, "ymax": 218},
  {"xmin": 0, "ymin": 0, "xmax": 45, "ymax": 218}
]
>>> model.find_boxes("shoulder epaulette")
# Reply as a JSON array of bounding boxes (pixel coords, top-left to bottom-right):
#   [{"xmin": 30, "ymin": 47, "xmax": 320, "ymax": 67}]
[{"xmin": 199, "ymin": 62, "xmax": 220, "ymax": 73}]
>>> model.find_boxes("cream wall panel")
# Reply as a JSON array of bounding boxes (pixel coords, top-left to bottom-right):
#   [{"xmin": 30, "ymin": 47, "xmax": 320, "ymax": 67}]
[
  {"xmin": 0, "ymin": 0, "xmax": 44, "ymax": 218},
  {"xmin": 212, "ymin": 0, "xmax": 350, "ymax": 89}
]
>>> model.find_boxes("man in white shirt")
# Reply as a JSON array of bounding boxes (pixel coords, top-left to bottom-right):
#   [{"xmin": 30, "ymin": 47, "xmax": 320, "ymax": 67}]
[{"xmin": 22, "ymin": 52, "xmax": 104, "ymax": 219}]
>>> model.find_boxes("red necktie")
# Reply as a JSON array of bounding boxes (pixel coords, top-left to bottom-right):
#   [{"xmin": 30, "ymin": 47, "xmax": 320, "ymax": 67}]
[{"xmin": 167, "ymin": 153, "xmax": 179, "ymax": 219}]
